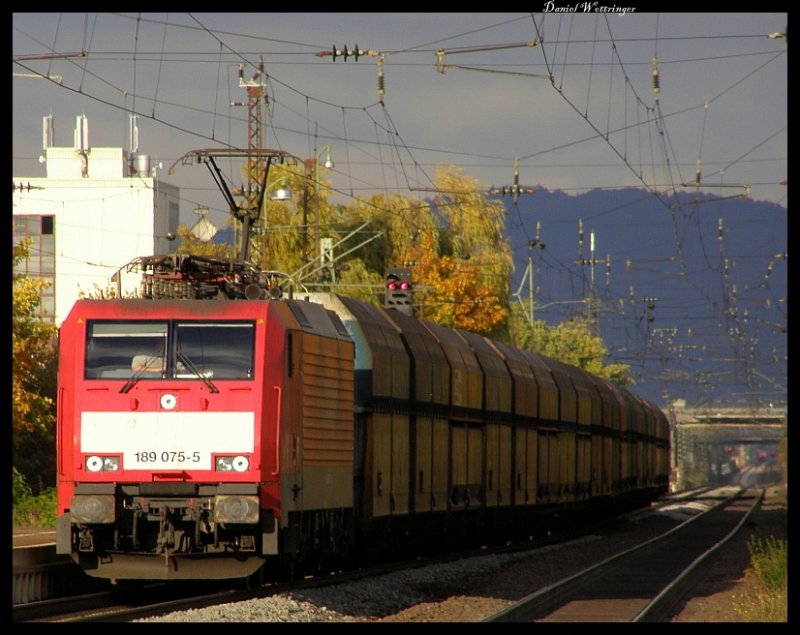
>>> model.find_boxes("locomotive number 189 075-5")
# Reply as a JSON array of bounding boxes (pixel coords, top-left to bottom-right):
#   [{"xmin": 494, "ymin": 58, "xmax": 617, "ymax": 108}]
[{"xmin": 133, "ymin": 451, "xmax": 201, "ymax": 463}]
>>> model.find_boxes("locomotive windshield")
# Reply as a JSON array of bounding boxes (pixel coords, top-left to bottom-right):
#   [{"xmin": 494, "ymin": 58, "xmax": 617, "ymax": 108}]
[
  {"xmin": 175, "ymin": 322, "xmax": 254, "ymax": 379},
  {"xmin": 84, "ymin": 320, "xmax": 255, "ymax": 381}
]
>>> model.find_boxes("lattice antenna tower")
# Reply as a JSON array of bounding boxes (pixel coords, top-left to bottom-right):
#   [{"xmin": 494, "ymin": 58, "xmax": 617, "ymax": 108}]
[{"xmin": 232, "ymin": 57, "xmax": 268, "ymax": 263}]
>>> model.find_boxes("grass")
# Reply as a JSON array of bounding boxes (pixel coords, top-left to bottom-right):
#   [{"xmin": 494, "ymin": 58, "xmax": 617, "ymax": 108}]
[
  {"xmin": 733, "ymin": 535, "xmax": 788, "ymax": 622},
  {"xmin": 13, "ymin": 467, "xmax": 57, "ymax": 527},
  {"xmin": 13, "ymin": 487, "xmax": 58, "ymax": 528}
]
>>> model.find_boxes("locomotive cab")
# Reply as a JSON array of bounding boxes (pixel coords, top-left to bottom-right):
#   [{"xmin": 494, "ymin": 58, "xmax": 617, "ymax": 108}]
[{"xmin": 56, "ymin": 300, "xmax": 273, "ymax": 580}]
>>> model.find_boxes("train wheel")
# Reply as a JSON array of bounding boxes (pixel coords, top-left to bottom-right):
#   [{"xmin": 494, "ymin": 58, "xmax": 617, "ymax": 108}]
[
  {"xmin": 278, "ymin": 558, "xmax": 298, "ymax": 582},
  {"xmin": 110, "ymin": 579, "xmax": 145, "ymax": 598},
  {"xmin": 242, "ymin": 564, "xmax": 265, "ymax": 590}
]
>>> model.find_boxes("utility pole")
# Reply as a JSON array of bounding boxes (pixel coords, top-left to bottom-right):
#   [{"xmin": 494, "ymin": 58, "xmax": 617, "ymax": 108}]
[
  {"xmin": 231, "ymin": 57, "xmax": 268, "ymax": 264},
  {"xmin": 489, "ymin": 157, "xmax": 535, "ymax": 201},
  {"xmin": 300, "ymin": 140, "xmax": 334, "ymax": 278},
  {"xmin": 513, "ymin": 221, "xmax": 544, "ymax": 325},
  {"xmin": 574, "ymin": 220, "xmax": 609, "ymax": 337},
  {"xmin": 527, "ymin": 221, "xmax": 545, "ymax": 323}
]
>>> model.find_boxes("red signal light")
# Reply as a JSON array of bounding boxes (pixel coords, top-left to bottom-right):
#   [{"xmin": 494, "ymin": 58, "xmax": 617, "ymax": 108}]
[
  {"xmin": 386, "ymin": 277, "xmax": 410, "ymax": 291},
  {"xmin": 384, "ymin": 268, "xmax": 413, "ymax": 316}
]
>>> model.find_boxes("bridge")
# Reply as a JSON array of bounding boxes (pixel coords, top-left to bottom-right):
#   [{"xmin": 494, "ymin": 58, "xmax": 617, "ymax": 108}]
[
  {"xmin": 666, "ymin": 404, "xmax": 786, "ymax": 489},
  {"xmin": 671, "ymin": 406, "xmax": 786, "ymax": 426}
]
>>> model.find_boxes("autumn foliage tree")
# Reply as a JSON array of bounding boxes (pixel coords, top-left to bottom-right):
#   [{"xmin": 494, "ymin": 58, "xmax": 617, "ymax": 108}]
[
  {"xmin": 341, "ymin": 167, "xmax": 513, "ymax": 337},
  {"xmin": 206, "ymin": 161, "xmax": 512, "ymax": 338},
  {"xmin": 414, "ymin": 167, "xmax": 512, "ymax": 337},
  {"xmin": 13, "ymin": 240, "xmax": 58, "ymax": 493}
]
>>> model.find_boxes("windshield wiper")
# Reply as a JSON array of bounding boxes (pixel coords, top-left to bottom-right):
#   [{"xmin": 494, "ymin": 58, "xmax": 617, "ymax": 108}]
[
  {"xmin": 176, "ymin": 350, "xmax": 219, "ymax": 393},
  {"xmin": 119, "ymin": 354, "xmax": 162, "ymax": 394}
]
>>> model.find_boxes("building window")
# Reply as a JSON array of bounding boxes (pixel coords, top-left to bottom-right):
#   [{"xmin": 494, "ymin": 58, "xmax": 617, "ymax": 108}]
[
  {"xmin": 169, "ymin": 201, "xmax": 179, "ymax": 228},
  {"xmin": 13, "ymin": 215, "xmax": 56, "ymax": 320}
]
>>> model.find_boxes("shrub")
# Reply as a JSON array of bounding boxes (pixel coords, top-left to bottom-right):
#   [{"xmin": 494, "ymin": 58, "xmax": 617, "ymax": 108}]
[
  {"xmin": 747, "ymin": 536, "xmax": 788, "ymax": 593},
  {"xmin": 12, "ymin": 467, "xmax": 31, "ymax": 506},
  {"xmin": 13, "ymin": 486, "xmax": 57, "ymax": 528},
  {"xmin": 734, "ymin": 535, "xmax": 788, "ymax": 622}
]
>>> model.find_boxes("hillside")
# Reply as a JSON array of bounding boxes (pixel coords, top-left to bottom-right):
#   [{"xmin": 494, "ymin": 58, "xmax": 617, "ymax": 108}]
[{"xmin": 499, "ymin": 186, "xmax": 787, "ymax": 408}]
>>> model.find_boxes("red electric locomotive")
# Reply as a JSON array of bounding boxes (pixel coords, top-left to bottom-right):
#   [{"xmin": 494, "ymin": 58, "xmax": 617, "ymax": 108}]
[
  {"xmin": 56, "ymin": 256, "xmax": 356, "ymax": 581},
  {"xmin": 56, "ymin": 254, "xmax": 670, "ymax": 583}
]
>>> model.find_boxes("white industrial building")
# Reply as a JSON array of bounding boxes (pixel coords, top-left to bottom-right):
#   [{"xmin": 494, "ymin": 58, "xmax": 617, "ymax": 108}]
[{"xmin": 12, "ymin": 115, "xmax": 180, "ymax": 325}]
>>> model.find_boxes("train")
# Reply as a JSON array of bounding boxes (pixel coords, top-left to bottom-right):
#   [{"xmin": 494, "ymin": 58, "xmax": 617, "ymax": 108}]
[{"xmin": 55, "ymin": 254, "xmax": 670, "ymax": 582}]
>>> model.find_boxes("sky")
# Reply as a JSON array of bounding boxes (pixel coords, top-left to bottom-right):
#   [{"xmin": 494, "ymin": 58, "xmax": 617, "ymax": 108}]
[
  {"xmin": 13, "ymin": 12, "xmax": 787, "ymax": 227},
  {"xmin": 12, "ymin": 12, "xmax": 787, "ymax": 407}
]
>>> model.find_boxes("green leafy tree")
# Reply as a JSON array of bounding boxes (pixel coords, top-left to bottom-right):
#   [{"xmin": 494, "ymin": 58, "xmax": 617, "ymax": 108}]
[
  {"xmin": 510, "ymin": 305, "xmax": 630, "ymax": 385},
  {"xmin": 233, "ymin": 164, "xmax": 307, "ymax": 275},
  {"xmin": 175, "ymin": 222, "xmax": 237, "ymax": 258},
  {"xmin": 12, "ymin": 240, "xmax": 58, "ymax": 493}
]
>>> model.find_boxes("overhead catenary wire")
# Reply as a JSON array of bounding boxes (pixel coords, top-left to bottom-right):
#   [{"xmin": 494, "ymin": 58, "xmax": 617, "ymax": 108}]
[
  {"xmin": 12, "ymin": 13, "xmax": 786, "ymax": 406},
  {"xmin": 523, "ymin": 12, "xmax": 784, "ymax": 397}
]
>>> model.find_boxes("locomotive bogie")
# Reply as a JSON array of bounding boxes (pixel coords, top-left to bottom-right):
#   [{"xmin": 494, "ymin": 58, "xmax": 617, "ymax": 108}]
[{"xmin": 59, "ymin": 481, "xmax": 270, "ymax": 580}]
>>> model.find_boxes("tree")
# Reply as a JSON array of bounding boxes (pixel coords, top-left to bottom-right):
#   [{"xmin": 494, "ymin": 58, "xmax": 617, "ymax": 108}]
[
  {"xmin": 510, "ymin": 306, "xmax": 630, "ymax": 385},
  {"xmin": 341, "ymin": 168, "xmax": 513, "ymax": 337},
  {"xmin": 222, "ymin": 163, "xmax": 512, "ymax": 337},
  {"xmin": 175, "ymin": 222, "xmax": 237, "ymax": 258},
  {"xmin": 215, "ymin": 161, "xmax": 626, "ymax": 386},
  {"xmin": 417, "ymin": 248, "xmax": 508, "ymax": 335},
  {"xmin": 12, "ymin": 240, "xmax": 58, "ymax": 493},
  {"xmin": 423, "ymin": 167, "xmax": 513, "ymax": 337}
]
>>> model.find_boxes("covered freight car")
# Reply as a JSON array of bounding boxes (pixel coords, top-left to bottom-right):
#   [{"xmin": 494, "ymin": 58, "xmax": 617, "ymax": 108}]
[{"xmin": 306, "ymin": 293, "xmax": 669, "ymax": 553}]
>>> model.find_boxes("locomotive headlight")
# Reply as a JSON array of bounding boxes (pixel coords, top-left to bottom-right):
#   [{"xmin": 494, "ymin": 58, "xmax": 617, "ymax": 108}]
[
  {"xmin": 214, "ymin": 495, "xmax": 260, "ymax": 524},
  {"xmin": 86, "ymin": 455, "xmax": 121, "ymax": 472},
  {"xmin": 215, "ymin": 455, "xmax": 250, "ymax": 472},
  {"xmin": 71, "ymin": 495, "xmax": 115, "ymax": 524}
]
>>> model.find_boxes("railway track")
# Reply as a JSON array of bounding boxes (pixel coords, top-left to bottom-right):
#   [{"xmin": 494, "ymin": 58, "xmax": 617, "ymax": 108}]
[
  {"xmin": 13, "ymin": 584, "xmax": 259, "ymax": 623},
  {"xmin": 13, "ymin": 500, "xmax": 663, "ymax": 622},
  {"xmin": 483, "ymin": 486, "xmax": 763, "ymax": 622},
  {"xmin": 14, "ymin": 486, "xmax": 749, "ymax": 623}
]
